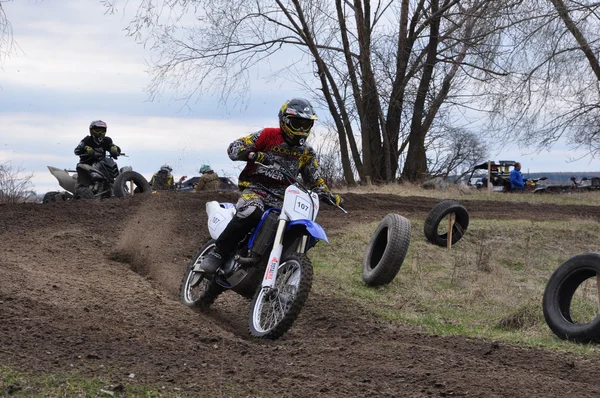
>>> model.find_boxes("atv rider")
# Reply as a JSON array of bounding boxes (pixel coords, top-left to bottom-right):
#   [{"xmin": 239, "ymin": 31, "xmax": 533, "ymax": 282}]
[
  {"xmin": 198, "ymin": 98, "xmax": 344, "ymax": 274},
  {"xmin": 195, "ymin": 164, "xmax": 219, "ymax": 192},
  {"xmin": 74, "ymin": 120, "xmax": 121, "ymax": 187},
  {"xmin": 150, "ymin": 164, "xmax": 175, "ymax": 190}
]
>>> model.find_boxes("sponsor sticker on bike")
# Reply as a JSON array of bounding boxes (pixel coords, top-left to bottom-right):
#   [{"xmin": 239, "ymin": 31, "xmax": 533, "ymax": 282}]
[{"xmin": 266, "ymin": 256, "xmax": 278, "ymax": 280}]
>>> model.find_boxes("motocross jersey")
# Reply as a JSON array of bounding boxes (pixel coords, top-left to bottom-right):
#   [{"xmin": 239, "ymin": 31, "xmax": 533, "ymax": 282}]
[
  {"xmin": 74, "ymin": 136, "xmax": 120, "ymax": 165},
  {"xmin": 228, "ymin": 127, "xmax": 331, "ymax": 206}
]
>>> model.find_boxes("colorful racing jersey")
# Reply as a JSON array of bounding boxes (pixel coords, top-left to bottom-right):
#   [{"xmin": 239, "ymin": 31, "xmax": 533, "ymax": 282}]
[{"xmin": 227, "ymin": 127, "xmax": 331, "ymax": 202}]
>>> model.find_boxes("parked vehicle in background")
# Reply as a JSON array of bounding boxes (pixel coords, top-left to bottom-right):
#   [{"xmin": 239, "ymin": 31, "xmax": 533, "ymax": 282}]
[{"xmin": 178, "ymin": 176, "xmax": 238, "ymax": 192}]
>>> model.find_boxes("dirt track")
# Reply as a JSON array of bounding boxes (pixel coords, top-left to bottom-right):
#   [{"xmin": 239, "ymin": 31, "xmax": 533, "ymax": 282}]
[{"xmin": 2, "ymin": 192, "xmax": 600, "ymax": 397}]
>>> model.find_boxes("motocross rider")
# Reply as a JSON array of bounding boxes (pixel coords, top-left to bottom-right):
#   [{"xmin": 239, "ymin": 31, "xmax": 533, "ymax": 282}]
[
  {"xmin": 198, "ymin": 98, "xmax": 344, "ymax": 274},
  {"xmin": 74, "ymin": 120, "xmax": 121, "ymax": 187}
]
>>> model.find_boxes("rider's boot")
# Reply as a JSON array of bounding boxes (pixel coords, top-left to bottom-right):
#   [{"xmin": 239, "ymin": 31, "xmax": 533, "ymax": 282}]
[{"xmin": 198, "ymin": 207, "xmax": 263, "ymax": 274}]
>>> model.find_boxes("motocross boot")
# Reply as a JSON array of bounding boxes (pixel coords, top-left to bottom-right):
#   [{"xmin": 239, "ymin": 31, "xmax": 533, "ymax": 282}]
[
  {"xmin": 198, "ymin": 251, "xmax": 224, "ymax": 274},
  {"xmin": 198, "ymin": 207, "xmax": 263, "ymax": 274}
]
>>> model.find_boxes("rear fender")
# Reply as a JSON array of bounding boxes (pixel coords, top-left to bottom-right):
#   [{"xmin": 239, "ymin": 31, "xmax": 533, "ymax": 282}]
[{"xmin": 47, "ymin": 166, "xmax": 78, "ymax": 194}]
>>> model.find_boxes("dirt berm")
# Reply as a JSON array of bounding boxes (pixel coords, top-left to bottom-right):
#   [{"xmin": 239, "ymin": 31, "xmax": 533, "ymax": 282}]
[{"xmin": 1, "ymin": 192, "xmax": 600, "ymax": 397}]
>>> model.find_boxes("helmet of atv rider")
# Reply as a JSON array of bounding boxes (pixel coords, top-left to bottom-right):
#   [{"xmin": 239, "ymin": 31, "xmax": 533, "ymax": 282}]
[
  {"xmin": 199, "ymin": 164, "xmax": 211, "ymax": 174},
  {"xmin": 278, "ymin": 98, "xmax": 318, "ymax": 146},
  {"xmin": 89, "ymin": 120, "xmax": 107, "ymax": 144},
  {"xmin": 160, "ymin": 164, "xmax": 173, "ymax": 174}
]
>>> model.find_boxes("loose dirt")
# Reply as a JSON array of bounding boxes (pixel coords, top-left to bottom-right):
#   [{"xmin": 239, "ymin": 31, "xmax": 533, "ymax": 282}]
[{"xmin": 1, "ymin": 192, "xmax": 600, "ymax": 397}]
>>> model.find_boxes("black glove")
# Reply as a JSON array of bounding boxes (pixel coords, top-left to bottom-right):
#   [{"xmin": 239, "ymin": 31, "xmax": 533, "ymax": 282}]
[
  {"xmin": 109, "ymin": 145, "xmax": 120, "ymax": 158},
  {"xmin": 249, "ymin": 151, "xmax": 271, "ymax": 165}
]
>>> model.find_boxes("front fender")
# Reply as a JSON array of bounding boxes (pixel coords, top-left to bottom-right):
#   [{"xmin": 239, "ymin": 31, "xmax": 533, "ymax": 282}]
[{"xmin": 287, "ymin": 219, "xmax": 329, "ymax": 245}]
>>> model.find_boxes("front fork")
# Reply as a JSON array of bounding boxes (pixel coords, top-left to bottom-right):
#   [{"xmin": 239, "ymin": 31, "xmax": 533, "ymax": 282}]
[{"xmin": 261, "ymin": 218, "xmax": 288, "ymax": 289}]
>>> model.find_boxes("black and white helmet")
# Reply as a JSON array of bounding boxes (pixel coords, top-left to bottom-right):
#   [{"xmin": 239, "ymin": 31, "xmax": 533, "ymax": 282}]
[{"xmin": 89, "ymin": 120, "xmax": 107, "ymax": 144}]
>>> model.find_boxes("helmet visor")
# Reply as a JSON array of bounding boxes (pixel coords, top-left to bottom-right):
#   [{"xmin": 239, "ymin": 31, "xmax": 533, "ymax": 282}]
[{"xmin": 289, "ymin": 118, "xmax": 313, "ymax": 132}]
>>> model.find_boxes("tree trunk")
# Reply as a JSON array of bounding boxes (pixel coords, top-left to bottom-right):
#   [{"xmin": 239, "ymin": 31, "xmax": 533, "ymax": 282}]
[{"xmin": 401, "ymin": 0, "xmax": 441, "ymax": 182}]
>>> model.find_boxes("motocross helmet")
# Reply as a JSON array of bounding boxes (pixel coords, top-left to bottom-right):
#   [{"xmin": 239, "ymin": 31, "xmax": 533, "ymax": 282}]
[
  {"xmin": 278, "ymin": 98, "xmax": 317, "ymax": 146},
  {"xmin": 160, "ymin": 164, "xmax": 173, "ymax": 173},
  {"xmin": 89, "ymin": 120, "xmax": 107, "ymax": 145},
  {"xmin": 199, "ymin": 164, "xmax": 211, "ymax": 174}
]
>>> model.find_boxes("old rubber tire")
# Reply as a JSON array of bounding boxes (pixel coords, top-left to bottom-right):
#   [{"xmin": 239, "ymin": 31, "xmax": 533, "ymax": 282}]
[
  {"xmin": 424, "ymin": 200, "xmax": 469, "ymax": 247},
  {"xmin": 74, "ymin": 187, "xmax": 95, "ymax": 200},
  {"xmin": 362, "ymin": 214, "xmax": 412, "ymax": 287},
  {"xmin": 113, "ymin": 171, "xmax": 152, "ymax": 197},
  {"xmin": 542, "ymin": 253, "xmax": 600, "ymax": 343}
]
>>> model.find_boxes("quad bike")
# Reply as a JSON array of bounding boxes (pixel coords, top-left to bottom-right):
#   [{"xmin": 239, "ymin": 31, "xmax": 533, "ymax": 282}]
[
  {"xmin": 526, "ymin": 176, "xmax": 548, "ymax": 193},
  {"xmin": 43, "ymin": 152, "xmax": 151, "ymax": 203},
  {"xmin": 180, "ymin": 161, "xmax": 346, "ymax": 339}
]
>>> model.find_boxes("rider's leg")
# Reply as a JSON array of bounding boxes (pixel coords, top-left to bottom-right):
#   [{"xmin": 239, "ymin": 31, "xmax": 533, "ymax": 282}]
[{"xmin": 199, "ymin": 191, "xmax": 264, "ymax": 273}]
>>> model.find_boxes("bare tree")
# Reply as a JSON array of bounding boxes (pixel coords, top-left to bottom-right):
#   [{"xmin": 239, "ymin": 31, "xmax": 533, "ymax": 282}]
[
  {"xmin": 483, "ymin": 0, "xmax": 600, "ymax": 158},
  {"xmin": 105, "ymin": 0, "xmax": 516, "ymax": 183},
  {"xmin": 426, "ymin": 127, "xmax": 489, "ymax": 179},
  {"xmin": 0, "ymin": 0, "xmax": 15, "ymax": 65},
  {"xmin": 0, "ymin": 162, "xmax": 35, "ymax": 204}
]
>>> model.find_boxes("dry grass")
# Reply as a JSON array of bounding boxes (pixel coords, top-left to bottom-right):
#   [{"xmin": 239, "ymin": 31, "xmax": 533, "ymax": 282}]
[
  {"xmin": 342, "ymin": 182, "xmax": 600, "ymax": 207},
  {"xmin": 311, "ymin": 210, "xmax": 600, "ymax": 353}
]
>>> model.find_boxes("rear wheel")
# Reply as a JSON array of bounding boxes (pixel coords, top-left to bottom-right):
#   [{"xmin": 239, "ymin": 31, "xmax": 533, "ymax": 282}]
[
  {"xmin": 179, "ymin": 240, "xmax": 225, "ymax": 310},
  {"xmin": 74, "ymin": 187, "xmax": 96, "ymax": 200},
  {"xmin": 248, "ymin": 253, "xmax": 313, "ymax": 339},
  {"xmin": 42, "ymin": 191, "xmax": 61, "ymax": 204},
  {"xmin": 113, "ymin": 171, "xmax": 152, "ymax": 197}
]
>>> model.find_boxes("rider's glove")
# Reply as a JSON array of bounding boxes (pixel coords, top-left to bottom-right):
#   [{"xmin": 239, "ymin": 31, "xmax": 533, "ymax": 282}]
[
  {"xmin": 249, "ymin": 151, "xmax": 270, "ymax": 165},
  {"xmin": 331, "ymin": 193, "xmax": 344, "ymax": 208},
  {"xmin": 109, "ymin": 145, "xmax": 120, "ymax": 158},
  {"xmin": 84, "ymin": 146, "xmax": 93, "ymax": 153}
]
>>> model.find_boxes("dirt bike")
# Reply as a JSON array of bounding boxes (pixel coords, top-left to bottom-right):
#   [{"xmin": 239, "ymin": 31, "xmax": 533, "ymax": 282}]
[
  {"xmin": 44, "ymin": 152, "xmax": 151, "ymax": 202},
  {"xmin": 180, "ymin": 161, "xmax": 346, "ymax": 339}
]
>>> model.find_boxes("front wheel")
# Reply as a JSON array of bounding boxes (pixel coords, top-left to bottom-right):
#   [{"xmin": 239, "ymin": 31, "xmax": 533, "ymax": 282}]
[
  {"xmin": 179, "ymin": 240, "xmax": 225, "ymax": 310},
  {"xmin": 248, "ymin": 253, "xmax": 313, "ymax": 339}
]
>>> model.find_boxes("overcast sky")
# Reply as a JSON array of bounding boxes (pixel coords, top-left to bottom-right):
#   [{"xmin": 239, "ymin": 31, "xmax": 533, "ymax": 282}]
[{"xmin": 1, "ymin": 1, "xmax": 598, "ymax": 194}]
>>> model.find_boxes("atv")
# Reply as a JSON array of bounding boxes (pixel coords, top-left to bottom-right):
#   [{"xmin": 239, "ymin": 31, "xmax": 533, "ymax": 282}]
[{"xmin": 43, "ymin": 153, "xmax": 151, "ymax": 203}]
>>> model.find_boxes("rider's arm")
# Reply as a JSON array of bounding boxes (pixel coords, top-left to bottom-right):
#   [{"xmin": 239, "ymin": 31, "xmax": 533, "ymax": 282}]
[
  {"xmin": 299, "ymin": 147, "xmax": 330, "ymax": 193},
  {"xmin": 74, "ymin": 137, "xmax": 91, "ymax": 156},
  {"xmin": 195, "ymin": 175, "xmax": 207, "ymax": 191},
  {"xmin": 227, "ymin": 131, "xmax": 261, "ymax": 161}
]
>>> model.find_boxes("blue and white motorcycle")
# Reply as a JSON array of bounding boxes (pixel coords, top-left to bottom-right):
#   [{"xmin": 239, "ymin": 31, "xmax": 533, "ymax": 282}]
[{"xmin": 179, "ymin": 162, "xmax": 345, "ymax": 339}]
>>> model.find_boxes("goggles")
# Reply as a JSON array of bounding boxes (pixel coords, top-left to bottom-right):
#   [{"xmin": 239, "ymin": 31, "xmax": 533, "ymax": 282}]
[
  {"xmin": 91, "ymin": 127, "xmax": 106, "ymax": 135},
  {"xmin": 288, "ymin": 118, "xmax": 313, "ymax": 132}
]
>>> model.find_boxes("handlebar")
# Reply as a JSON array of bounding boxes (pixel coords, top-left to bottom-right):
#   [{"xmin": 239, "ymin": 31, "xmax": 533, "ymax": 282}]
[{"xmin": 254, "ymin": 160, "xmax": 347, "ymax": 213}]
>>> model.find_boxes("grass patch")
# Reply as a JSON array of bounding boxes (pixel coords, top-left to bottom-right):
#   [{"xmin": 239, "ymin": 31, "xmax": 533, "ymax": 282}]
[
  {"xmin": 0, "ymin": 366, "xmax": 250, "ymax": 397},
  {"xmin": 311, "ymin": 215, "xmax": 600, "ymax": 354}
]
